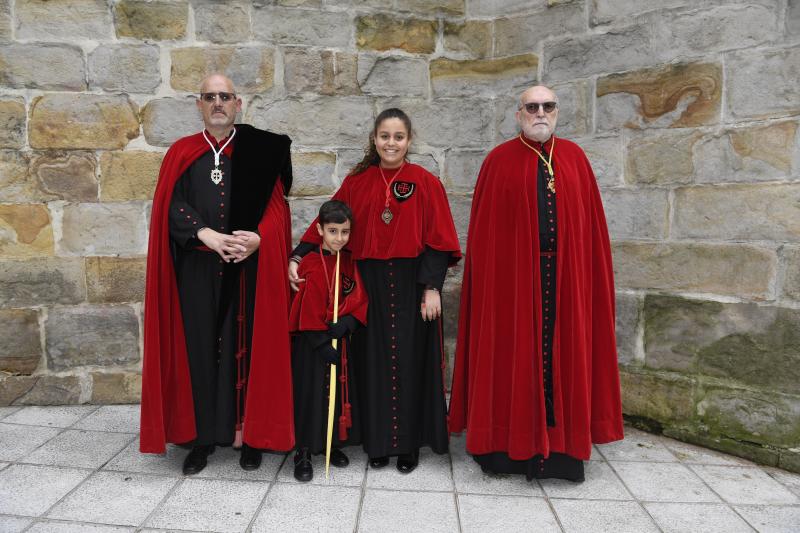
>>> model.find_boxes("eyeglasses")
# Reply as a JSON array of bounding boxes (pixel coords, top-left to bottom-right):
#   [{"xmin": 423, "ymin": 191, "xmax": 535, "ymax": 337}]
[
  {"xmin": 521, "ymin": 101, "xmax": 558, "ymax": 114},
  {"xmin": 199, "ymin": 92, "xmax": 236, "ymax": 103}
]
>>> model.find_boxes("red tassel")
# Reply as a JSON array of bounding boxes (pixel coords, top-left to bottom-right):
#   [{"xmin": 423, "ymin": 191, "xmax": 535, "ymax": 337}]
[
  {"xmin": 338, "ymin": 415, "xmax": 348, "ymax": 441},
  {"xmin": 233, "ymin": 427, "xmax": 243, "ymax": 449},
  {"xmin": 344, "ymin": 402, "xmax": 352, "ymax": 428}
]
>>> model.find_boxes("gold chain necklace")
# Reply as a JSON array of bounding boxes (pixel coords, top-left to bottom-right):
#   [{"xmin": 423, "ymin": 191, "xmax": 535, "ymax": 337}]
[{"xmin": 519, "ymin": 134, "xmax": 556, "ymax": 194}]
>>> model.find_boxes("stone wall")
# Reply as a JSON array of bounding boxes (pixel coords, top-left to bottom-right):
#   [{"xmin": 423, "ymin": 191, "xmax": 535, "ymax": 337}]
[{"xmin": 0, "ymin": 0, "xmax": 797, "ymax": 471}]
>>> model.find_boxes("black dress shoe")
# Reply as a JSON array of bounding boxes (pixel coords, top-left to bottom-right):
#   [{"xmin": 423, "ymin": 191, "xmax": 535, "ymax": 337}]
[
  {"xmin": 330, "ymin": 448, "xmax": 349, "ymax": 468},
  {"xmin": 294, "ymin": 448, "xmax": 313, "ymax": 482},
  {"xmin": 369, "ymin": 456, "xmax": 389, "ymax": 469},
  {"xmin": 396, "ymin": 450, "xmax": 419, "ymax": 474},
  {"xmin": 239, "ymin": 444, "xmax": 262, "ymax": 471},
  {"xmin": 182, "ymin": 445, "xmax": 214, "ymax": 475}
]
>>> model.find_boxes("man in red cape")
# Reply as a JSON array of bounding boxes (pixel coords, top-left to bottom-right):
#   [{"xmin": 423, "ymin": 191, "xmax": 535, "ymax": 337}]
[
  {"xmin": 448, "ymin": 85, "xmax": 623, "ymax": 482},
  {"xmin": 140, "ymin": 74, "xmax": 295, "ymax": 474}
]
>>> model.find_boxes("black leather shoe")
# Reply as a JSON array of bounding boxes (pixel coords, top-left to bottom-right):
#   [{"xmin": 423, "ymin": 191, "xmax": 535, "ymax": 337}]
[
  {"xmin": 396, "ymin": 450, "xmax": 419, "ymax": 474},
  {"xmin": 294, "ymin": 448, "xmax": 313, "ymax": 482},
  {"xmin": 182, "ymin": 445, "xmax": 214, "ymax": 475},
  {"xmin": 369, "ymin": 456, "xmax": 389, "ymax": 469},
  {"xmin": 330, "ymin": 448, "xmax": 349, "ymax": 468},
  {"xmin": 239, "ymin": 444, "xmax": 262, "ymax": 471}
]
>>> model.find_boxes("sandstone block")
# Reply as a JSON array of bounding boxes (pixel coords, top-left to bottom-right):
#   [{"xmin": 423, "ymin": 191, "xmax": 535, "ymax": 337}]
[
  {"xmin": 726, "ymin": 46, "xmax": 800, "ymax": 120},
  {"xmin": 16, "ymin": 0, "xmax": 113, "ymax": 40},
  {"xmin": 100, "ymin": 150, "xmax": 163, "ymax": 201},
  {"xmin": 0, "ymin": 309, "xmax": 42, "ymax": 374},
  {"xmin": 782, "ymin": 246, "xmax": 800, "ymax": 301},
  {"xmin": 355, "ymin": 14, "xmax": 436, "ymax": 54},
  {"xmin": 247, "ymin": 96, "xmax": 373, "ymax": 147},
  {"xmin": 645, "ymin": 295, "xmax": 800, "ymax": 395},
  {"xmin": 443, "ymin": 149, "xmax": 485, "ymax": 192},
  {"xmin": 408, "ymin": 152, "xmax": 439, "ymax": 175},
  {"xmin": 550, "ymin": 80, "xmax": 590, "ymax": 138},
  {"xmin": 86, "ymin": 256, "xmax": 147, "ymax": 303},
  {"xmin": 615, "ymin": 292, "xmax": 642, "ymax": 365},
  {"xmin": 612, "ymin": 242, "xmax": 776, "ymax": 299},
  {"xmin": 597, "ymin": 63, "xmax": 722, "ymax": 131},
  {"xmin": 284, "ymin": 49, "xmax": 360, "ymax": 96},
  {"xmin": 0, "ymin": 0, "xmax": 10, "ymax": 41},
  {"xmin": 379, "ymin": 97, "xmax": 493, "ymax": 149},
  {"xmin": 0, "ymin": 150, "xmax": 33, "ymax": 202},
  {"xmin": 696, "ymin": 385, "xmax": 800, "ymax": 448},
  {"xmin": 441, "ymin": 274, "xmax": 462, "ymax": 362},
  {"xmin": 114, "ymin": 0, "xmax": 188, "ymax": 40},
  {"xmin": 396, "ymin": 0, "xmax": 464, "ymax": 15},
  {"xmin": 194, "ymin": 1, "xmax": 251, "ymax": 43},
  {"xmin": 0, "ymin": 375, "xmax": 83, "ymax": 406},
  {"xmin": 619, "ymin": 367, "xmax": 695, "ymax": 423},
  {"xmin": 141, "ymin": 97, "xmax": 204, "ymax": 147},
  {"xmin": 289, "ymin": 197, "xmax": 321, "ymax": 244},
  {"xmin": 60, "ymin": 203, "xmax": 148, "ymax": 256},
  {"xmin": 693, "ymin": 121, "xmax": 798, "ymax": 184},
  {"xmin": 448, "ymin": 194, "xmax": 471, "ymax": 250},
  {"xmin": 576, "ymin": 136, "xmax": 622, "ymax": 187},
  {"xmin": 335, "ymin": 149, "xmax": 364, "ymax": 182},
  {"xmin": 275, "ymin": 0, "xmax": 322, "ymax": 5},
  {"xmin": 625, "ymin": 129, "xmax": 703, "ymax": 185},
  {"xmin": 291, "ymin": 152, "xmax": 337, "ymax": 196},
  {"xmin": 601, "ymin": 188, "xmax": 668, "ymax": 241},
  {"xmin": 359, "ymin": 56, "xmax": 428, "ymax": 97},
  {"xmin": 494, "ymin": 3, "xmax": 585, "ymax": 57},
  {"xmin": 591, "ymin": 0, "xmax": 698, "ymax": 26},
  {"xmin": 30, "ymin": 151, "xmax": 98, "ymax": 202},
  {"xmin": 494, "ymin": 95, "xmax": 522, "ymax": 142},
  {"xmin": 443, "ymin": 21, "xmax": 491, "ymax": 58},
  {"xmin": 544, "ymin": 25, "xmax": 654, "ymax": 82},
  {"xmin": 673, "ymin": 184, "xmax": 800, "ymax": 242},
  {"xmin": 653, "ymin": 4, "xmax": 781, "ymax": 60},
  {"xmin": 0, "ymin": 98, "xmax": 26, "ymax": 148},
  {"xmin": 46, "ymin": 305, "xmax": 140, "ymax": 371},
  {"xmin": 171, "ymin": 47, "xmax": 275, "ymax": 93},
  {"xmin": 0, "ymin": 258, "xmax": 86, "ymax": 307},
  {"xmin": 789, "ymin": 0, "xmax": 800, "ymax": 41},
  {"xmin": 253, "ymin": 6, "xmax": 352, "ymax": 47},
  {"xmin": 29, "ymin": 94, "xmax": 139, "ymax": 150},
  {"xmin": 0, "ymin": 44, "xmax": 85, "ymax": 91},
  {"xmin": 430, "ymin": 54, "xmax": 537, "ymax": 98},
  {"xmin": 466, "ymin": 0, "xmax": 547, "ymax": 17},
  {"xmin": 88, "ymin": 44, "xmax": 161, "ymax": 94},
  {"xmin": 0, "ymin": 204, "xmax": 54, "ymax": 258},
  {"xmin": 90, "ymin": 372, "xmax": 142, "ymax": 404}
]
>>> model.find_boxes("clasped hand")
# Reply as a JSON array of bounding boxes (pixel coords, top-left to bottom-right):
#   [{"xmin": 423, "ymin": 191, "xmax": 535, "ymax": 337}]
[{"xmin": 198, "ymin": 228, "xmax": 260, "ymax": 263}]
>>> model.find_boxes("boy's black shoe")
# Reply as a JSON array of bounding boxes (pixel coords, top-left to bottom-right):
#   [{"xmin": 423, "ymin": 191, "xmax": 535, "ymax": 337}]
[
  {"xmin": 182, "ymin": 445, "xmax": 214, "ymax": 475},
  {"xmin": 369, "ymin": 456, "xmax": 389, "ymax": 469},
  {"xmin": 294, "ymin": 448, "xmax": 313, "ymax": 482},
  {"xmin": 330, "ymin": 448, "xmax": 349, "ymax": 468},
  {"xmin": 396, "ymin": 450, "xmax": 419, "ymax": 474},
  {"xmin": 239, "ymin": 444, "xmax": 262, "ymax": 471}
]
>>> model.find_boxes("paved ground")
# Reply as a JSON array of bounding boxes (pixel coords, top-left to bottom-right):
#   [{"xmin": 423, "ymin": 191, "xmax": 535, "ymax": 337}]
[{"xmin": 0, "ymin": 404, "xmax": 798, "ymax": 532}]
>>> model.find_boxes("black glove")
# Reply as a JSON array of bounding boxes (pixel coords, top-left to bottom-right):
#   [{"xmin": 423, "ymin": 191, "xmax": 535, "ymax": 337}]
[
  {"xmin": 315, "ymin": 343, "xmax": 340, "ymax": 365},
  {"xmin": 327, "ymin": 315, "xmax": 357, "ymax": 340}
]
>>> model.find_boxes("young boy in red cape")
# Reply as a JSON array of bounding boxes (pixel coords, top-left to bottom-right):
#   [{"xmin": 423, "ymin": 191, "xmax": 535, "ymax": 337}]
[{"xmin": 289, "ymin": 200, "xmax": 368, "ymax": 482}]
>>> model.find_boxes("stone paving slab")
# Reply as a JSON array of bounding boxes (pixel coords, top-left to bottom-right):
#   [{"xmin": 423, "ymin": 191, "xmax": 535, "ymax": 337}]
[
  {"xmin": 46, "ymin": 471, "xmax": 178, "ymax": 526},
  {"xmin": 643, "ymin": 502, "xmax": 755, "ymax": 533},
  {"xmin": 71, "ymin": 405, "xmax": 139, "ymax": 434},
  {"xmin": 2, "ymin": 406, "xmax": 799, "ymax": 532},
  {"xmin": 21, "ymin": 429, "xmax": 135, "ymax": 469},
  {"xmin": 3, "ymin": 405, "xmax": 98, "ymax": 428},
  {"xmin": 251, "ymin": 483, "xmax": 361, "ymax": 533},
  {"xmin": 0, "ymin": 406, "xmax": 22, "ymax": 420}
]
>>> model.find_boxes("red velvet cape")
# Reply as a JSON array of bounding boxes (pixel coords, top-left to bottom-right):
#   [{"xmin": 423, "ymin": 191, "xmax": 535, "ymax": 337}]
[
  {"xmin": 448, "ymin": 136, "xmax": 623, "ymax": 461},
  {"xmin": 289, "ymin": 249, "xmax": 368, "ymax": 333},
  {"xmin": 298, "ymin": 164, "xmax": 462, "ymax": 261},
  {"xmin": 140, "ymin": 131, "xmax": 295, "ymax": 454}
]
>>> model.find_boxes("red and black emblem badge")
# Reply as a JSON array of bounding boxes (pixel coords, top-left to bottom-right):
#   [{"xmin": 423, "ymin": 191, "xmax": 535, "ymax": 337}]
[
  {"xmin": 392, "ymin": 181, "xmax": 415, "ymax": 202},
  {"xmin": 341, "ymin": 274, "xmax": 355, "ymax": 295}
]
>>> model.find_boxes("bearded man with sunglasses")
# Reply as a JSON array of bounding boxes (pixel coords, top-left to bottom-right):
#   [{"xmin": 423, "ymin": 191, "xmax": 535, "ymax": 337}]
[
  {"xmin": 449, "ymin": 85, "xmax": 623, "ymax": 482},
  {"xmin": 140, "ymin": 74, "xmax": 295, "ymax": 474}
]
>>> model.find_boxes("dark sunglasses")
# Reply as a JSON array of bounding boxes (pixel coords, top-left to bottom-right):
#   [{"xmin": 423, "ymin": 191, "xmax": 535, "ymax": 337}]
[
  {"xmin": 522, "ymin": 101, "xmax": 558, "ymax": 114},
  {"xmin": 199, "ymin": 92, "xmax": 236, "ymax": 103}
]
